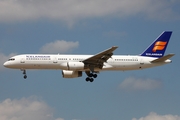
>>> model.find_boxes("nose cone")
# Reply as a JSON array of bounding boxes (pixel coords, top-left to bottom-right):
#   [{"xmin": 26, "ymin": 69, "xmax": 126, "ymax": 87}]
[{"xmin": 3, "ymin": 62, "xmax": 10, "ymax": 68}]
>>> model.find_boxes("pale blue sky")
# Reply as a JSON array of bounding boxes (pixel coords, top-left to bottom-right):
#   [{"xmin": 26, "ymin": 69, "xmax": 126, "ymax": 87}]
[{"xmin": 0, "ymin": 0, "xmax": 180, "ymax": 120}]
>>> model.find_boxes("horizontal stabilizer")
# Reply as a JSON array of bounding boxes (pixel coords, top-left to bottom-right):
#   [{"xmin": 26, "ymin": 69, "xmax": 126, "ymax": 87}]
[{"xmin": 151, "ymin": 54, "xmax": 175, "ymax": 63}]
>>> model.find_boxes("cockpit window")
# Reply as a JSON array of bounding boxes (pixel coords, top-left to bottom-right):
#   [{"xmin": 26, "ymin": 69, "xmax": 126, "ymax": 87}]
[{"xmin": 8, "ymin": 58, "xmax": 15, "ymax": 61}]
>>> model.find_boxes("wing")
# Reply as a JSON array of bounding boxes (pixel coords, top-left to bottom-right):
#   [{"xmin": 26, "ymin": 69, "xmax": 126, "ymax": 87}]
[{"xmin": 83, "ymin": 46, "xmax": 118, "ymax": 71}]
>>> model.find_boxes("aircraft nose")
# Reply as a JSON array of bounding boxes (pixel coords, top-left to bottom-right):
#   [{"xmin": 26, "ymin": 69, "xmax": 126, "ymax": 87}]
[{"xmin": 3, "ymin": 62, "xmax": 10, "ymax": 68}]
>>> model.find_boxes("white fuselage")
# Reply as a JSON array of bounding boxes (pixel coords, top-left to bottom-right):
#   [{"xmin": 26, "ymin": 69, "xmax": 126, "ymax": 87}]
[{"xmin": 3, "ymin": 54, "xmax": 171, "ymax": 71}]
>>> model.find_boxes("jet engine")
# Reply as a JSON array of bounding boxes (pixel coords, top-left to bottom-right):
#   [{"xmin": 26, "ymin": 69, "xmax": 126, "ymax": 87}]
[
  {"xmin": 60, "ymin": 62, "xmax": 85, "ymax": 70},
  {"xmin": 62, "ymin": 70, "xmax": 82, "ymax": 78}
]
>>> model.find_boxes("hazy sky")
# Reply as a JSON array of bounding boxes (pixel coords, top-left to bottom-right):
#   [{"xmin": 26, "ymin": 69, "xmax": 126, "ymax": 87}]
[{"xmin": 0, "ymin": 0, "xmax": 180, "ymax": 120}]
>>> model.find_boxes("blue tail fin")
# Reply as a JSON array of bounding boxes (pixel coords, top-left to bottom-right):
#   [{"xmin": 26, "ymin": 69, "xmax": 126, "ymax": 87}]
[{"xmin": 140, "ymin": 31, "xmax": 172, "ymax": 58}]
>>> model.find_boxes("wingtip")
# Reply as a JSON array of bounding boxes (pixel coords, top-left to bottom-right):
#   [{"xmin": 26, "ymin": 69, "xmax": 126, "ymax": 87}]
[
  {"xmin": 112, "ymin": 46, "xmax": 118, "ymax": 48},
  {"xmin": 169, "ymin": 53, "xmax": 175, "ymax": 56}
]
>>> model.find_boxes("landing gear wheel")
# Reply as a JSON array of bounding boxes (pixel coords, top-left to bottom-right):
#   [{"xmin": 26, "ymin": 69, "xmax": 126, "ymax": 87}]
[
  {"xmin": 22, "ymin": 70, "xmax": 27, "ymax": 79},
  {"xmin": 85, "ymin": 77, "xmax": 94, "ymax": 82},
  {"xmin": 93, "ymin": 74, "xmax": 97, "ymax": 78},
  {"xmin": 85, "ymin": 71, "xmax": 98, "ymax": 82},
  {"xmin": 89, "ymin": 73, "xmax": 93, "ymax": 77},
  {"xmin": 90, "ymin": 78, "xmax": 94, "ymax": 82},
  {"xmin": 24, "ymin": 75, "xmax": 27, "ymax": 79},
  {"xmin": 86, "ymin": 77, "xmax": 90, "ymax": 82}
]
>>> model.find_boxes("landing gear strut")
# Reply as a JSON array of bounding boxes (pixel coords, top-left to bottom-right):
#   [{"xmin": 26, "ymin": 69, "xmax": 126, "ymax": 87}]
[{"xmin": 22, "ymin": 70, "xmax": 27, "ymax": 79}]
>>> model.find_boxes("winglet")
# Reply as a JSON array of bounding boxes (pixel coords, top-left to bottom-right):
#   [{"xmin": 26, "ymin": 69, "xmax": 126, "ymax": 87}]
[
  {"xmin": 140, "ymin": 31, "xmax": 172, "ymax": 58},
  {"xmin": 151, "ymin": 53, "xmax": 175, "ymax": 63}
]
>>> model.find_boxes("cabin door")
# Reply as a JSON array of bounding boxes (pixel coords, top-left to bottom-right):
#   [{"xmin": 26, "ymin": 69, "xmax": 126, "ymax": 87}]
[
  {"xmin": 21, "ymin": 58, "xmax": 25, "ymax": 63},
  {"xmin": 53, "ymin": 57, "xmax": 58, "ymax": 63}
]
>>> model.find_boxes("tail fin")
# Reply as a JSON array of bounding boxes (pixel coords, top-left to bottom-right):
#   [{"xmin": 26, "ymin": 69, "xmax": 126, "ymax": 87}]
[{"xmin": 140, "ymin": 31, "xmax": 172, "ymax": 58}]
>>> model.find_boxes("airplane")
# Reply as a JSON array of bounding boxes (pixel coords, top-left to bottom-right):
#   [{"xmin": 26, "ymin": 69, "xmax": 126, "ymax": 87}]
[{"xmin": 3, "ymin": 31, "xmax": 174, "ymax": 82}]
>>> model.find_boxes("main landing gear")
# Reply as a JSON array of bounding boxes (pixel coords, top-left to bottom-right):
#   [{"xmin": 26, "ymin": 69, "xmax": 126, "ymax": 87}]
[
  {"xmin": 85, "ymin": 72, "xmax": 97, "ymax": 82},
  {"xmin": 22, "ymin": 70, "xmax": 27, "ymax": 79}
]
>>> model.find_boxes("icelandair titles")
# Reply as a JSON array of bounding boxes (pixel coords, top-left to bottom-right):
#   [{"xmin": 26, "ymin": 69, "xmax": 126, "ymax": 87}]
[
  {"xmin": 26, "ymin": 55, "xmax": 51, "ymax": 58},
  {"xmin": 146, "ymin": 53, "xmax": 162, "ymax": 56},
  {"xmin": 26, "ymin": 55, "xmax": 51, "ymax": 60}
]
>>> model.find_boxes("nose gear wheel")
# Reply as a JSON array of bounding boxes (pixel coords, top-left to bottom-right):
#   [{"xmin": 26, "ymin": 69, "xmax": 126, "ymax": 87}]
[{"xmin": 22, "ymin": 70, "xmax": 27, "ymax": 79}]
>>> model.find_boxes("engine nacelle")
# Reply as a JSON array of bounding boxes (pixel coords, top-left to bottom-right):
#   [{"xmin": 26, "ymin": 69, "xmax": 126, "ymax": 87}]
[
  {"xmin": 62, "ymin": 70, "xmax": 82, "ymax": 78},
  {"xmin": 60, "ymin": 62, "xmax": 85, "ymax": 70}
]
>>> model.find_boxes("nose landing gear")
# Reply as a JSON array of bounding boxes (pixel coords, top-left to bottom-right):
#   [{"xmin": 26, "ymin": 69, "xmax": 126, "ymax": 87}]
[{"xmin": 22, "ymin": 70, "xmax": 27, "ymax": 79}]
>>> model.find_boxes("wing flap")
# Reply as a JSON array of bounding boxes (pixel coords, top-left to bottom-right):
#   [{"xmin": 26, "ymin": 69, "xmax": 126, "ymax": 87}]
[{"xmin": 151, "ymin": 53, "xmax": 175, "ymax": 63}]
